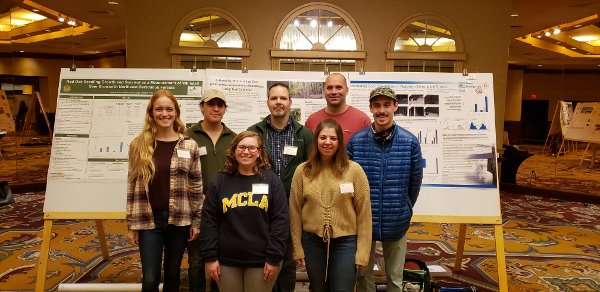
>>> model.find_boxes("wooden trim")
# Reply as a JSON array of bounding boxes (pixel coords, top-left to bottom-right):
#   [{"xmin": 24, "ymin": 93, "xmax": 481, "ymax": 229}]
[
  {"xmin": 272, "ymin": 3, "xmax": 364, "ymax": 51},
  {"xmin": 387, "ymin": 13, "xmax": 465, "ymax": 53},
  {"xmin": 170, "ymin": 8, "xmax": 249, "ymax": 49},
  {"xmin": 270, "ymin": 49, "xmax": 366, "ymax": 59},
  {"xmin": 170, "ymin": 46, "xmax": 251, "ymax": 57},
  {"xmin": 386, "ymin": 51, "xmax": 466, "ymax": 60}
]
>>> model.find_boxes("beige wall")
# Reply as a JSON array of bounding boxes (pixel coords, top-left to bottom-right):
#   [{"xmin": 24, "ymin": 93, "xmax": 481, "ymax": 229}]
[
  {"xmin": 126, "ymin": 0, "xmax": 511, "ymax": 146},
  {"xmin": 0, "ymin": 55, "xmax": 125, "ymax": 112},
  {"xmin": 505, "ymin": 69, "xmax": 524, "ymax": 121},
  {"xmin": 521, "ymin": 72, "xmax": 600, "ymax": 121}
]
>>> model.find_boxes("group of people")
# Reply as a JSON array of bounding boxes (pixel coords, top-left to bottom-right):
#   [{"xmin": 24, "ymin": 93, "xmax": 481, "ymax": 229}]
[{"xmin": 126, "ymin": 73, "xmax": 424, "ymax": 292}]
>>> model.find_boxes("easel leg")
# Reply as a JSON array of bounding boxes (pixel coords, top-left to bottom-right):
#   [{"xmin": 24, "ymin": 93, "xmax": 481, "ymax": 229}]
[
  {"xmin": 35, "ymin": 219, "xmax": 53, "ymax": 292},
  {"xmin": 494, "ymin": 224, "xmax": 508, "ymax": 292},
  {"xmin": 580, "ymin": 143, "xmax": 590, "ymax": 165},
  {"xmin": 95, "ymin": 219, "xmax": 110, "ymax": 260},
  {"xmin": 453, "ymin": 223, "xmax": 467, "ymax": 271}
]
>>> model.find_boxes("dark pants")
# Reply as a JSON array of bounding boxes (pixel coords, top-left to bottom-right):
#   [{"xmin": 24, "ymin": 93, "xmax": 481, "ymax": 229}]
[
  {"xmin": 302, "ymin": 231, "xmax": 357, "ymax": 292},
  {"xmin": 139, "ymin": 210, "xmax": 189, "ymax": 292},
  {"xmin": 188, "ymin": 238, "xmax": 219, "ymax": 292},
  {"xmin": 272, "ymin": 237, "xmax": 296, "ymax": 292}
]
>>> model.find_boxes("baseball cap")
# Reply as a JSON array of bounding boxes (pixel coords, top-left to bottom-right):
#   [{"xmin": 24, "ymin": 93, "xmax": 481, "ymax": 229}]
[
  {"xmin": 369, "ymin": 86, "xmax": 397, "ymax": 101},
  {"xmin": 201, "ymin": 88, "xmax": 227, "ymax": 104}
]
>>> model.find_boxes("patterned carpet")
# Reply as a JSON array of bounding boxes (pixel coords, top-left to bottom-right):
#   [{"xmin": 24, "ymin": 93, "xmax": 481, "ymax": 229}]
[
  {"xmin": 2, "ymin": 134, "xmax": 600, "ymax": 291},
  {"xmin": 516, "ymin": 144, "xmax": 600, "ymax": 196},
  {"xmin": 1, "ymin": 191, "xmax": 599, "ymax": 291}
]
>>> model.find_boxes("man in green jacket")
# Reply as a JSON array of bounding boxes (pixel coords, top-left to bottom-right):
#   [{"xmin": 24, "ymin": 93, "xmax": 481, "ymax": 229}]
[
  {"xmin": 186, "ymin": 88, "xmax": 236, "ymax": 292},
  {"xmin": 248, "ymin": 82, "xmax": 313, "ymax": 292}
]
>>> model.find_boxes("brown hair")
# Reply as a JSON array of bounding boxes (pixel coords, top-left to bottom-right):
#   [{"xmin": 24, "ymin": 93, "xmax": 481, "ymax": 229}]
[
  {"xmin": 222, "ymin": 131, "xmax": 271, "ymax": 175},
  {"xmin": 303, "ymin": 119, "xmax": 349, "ymax": 179}
]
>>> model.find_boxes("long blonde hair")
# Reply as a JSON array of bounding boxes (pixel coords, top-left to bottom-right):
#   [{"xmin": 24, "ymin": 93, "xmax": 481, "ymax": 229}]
[{"xmin": 128, "ymin": 89, "xmax": 186, "ymax": 184}]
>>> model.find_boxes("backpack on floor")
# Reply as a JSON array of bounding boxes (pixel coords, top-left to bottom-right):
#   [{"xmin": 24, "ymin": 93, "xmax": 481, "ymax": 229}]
[{"xmin": 402, "ymin": 258, "xmax": 432, "ymax": 292}]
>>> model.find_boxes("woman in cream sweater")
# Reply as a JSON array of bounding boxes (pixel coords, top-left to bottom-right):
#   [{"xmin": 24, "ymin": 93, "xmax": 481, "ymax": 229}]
[{"xmin": 289, "ymin": 119, "xmax": 372, "ymax": 291}]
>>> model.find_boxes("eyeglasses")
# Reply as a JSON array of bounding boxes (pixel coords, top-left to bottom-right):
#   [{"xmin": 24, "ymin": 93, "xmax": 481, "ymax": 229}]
[{"xmin": 236, "ymin": 145, "xmax": 260, "ymax": 153}]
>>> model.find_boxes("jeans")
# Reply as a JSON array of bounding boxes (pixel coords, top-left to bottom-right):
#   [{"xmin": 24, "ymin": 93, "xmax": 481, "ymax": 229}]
[
  {"xmin": 138, "ymin": 210, "xmax": 190, "ymax": 292},
  {"xmin": 356, "ymin": 235, "xmax": 408, "ymax": 292},
  {"xmin": 302, "ymin": 231, "xmax": 357, "ymax": 292},
  {"xmin": 188, "ymin": 238, "xmax": 219, "ymax": 292},
  {"xmin": 272, "ymin": 237, "xmax": 296, "ymax": 292}
]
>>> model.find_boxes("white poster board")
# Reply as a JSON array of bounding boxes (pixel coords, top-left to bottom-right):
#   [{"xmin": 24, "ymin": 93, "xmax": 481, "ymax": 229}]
[
  {"xmin": 0, "ymin": 90, "xmax": 16, "ymax": 132},
  {"xmin": 347, "ymin": 72, "xmax": 500, "ymax": 218},
  {"xmin": 46, "ymin": 69, "xmax": 500, "ymax": 219},
  {"xmin": 563, "ymin": 102, "xmax": 600, "ymax": 144},
  {"xmin": 44, "ymin": 68, "xmax": 205, "ymax": 213}
]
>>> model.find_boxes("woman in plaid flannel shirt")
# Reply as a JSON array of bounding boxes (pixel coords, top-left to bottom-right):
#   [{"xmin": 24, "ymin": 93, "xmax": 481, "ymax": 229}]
[{"xmin": 126, "ymin": 89, "xmax": 203, "ymax": 292}]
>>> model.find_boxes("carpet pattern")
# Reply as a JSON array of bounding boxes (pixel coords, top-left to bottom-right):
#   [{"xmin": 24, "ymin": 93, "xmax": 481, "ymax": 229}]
[
  {"xmin": 516, "ymin": 144, "xmax": 600, "ymax": 196},
  {"xmin": 1, "ymin": 191, "xmax": 599, "ymax": 291}
]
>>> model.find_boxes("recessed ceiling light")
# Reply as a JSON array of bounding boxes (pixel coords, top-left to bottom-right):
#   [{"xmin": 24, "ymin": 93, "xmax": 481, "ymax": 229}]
[
  {"xmin": 574, "ymin": 24, "xmax": 582, "ymax": 28},
  {"xmin": 108, "ymin": 1, "xmax": 118, "ymax": 4},
  {"xmin": 537, "ymin": 64, "xmax": 542, "ymax": 67},
  {"xmin": 571, "ymin": 47, "xmax": 577, "ymax": 50},
  {"xmin": 556, "ymin": 41, "xmax": 561, "ymax": 44},
  {"xmin": 553, "ymin": 27, "xmax": 561, "ymax": 34},
  {"xmin": 544, "ymin": 31, "xmax": 551, "ymax": 37},
  {"xmin": 510, "ymin": 13, "xmax": 519, "ymax": 17},
  {"xmin": 535, "ymin": 35, "xmax": 542, "ymax": 39},
  {"xmin": 32, "ymin": 9, "xmax": 39, "ymax": 12},
  {"xmin": 19, "ymin": 51, "xmax": 24, "ymax": 53}
]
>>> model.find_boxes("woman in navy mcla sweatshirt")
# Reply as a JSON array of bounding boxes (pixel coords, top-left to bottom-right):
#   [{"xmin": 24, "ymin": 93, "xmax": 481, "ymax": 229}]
[{"xmin": 200, "ymin": 131, "xmax": 289, "ymax": 292}]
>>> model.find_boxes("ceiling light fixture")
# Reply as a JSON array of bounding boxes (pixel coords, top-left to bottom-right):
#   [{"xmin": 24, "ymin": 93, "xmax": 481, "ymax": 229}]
[
  {"xmin": 544, "ymin": 31, "xmax": 551, "ymax": 37},
  {"xmin": 510, "ymin": 13, "xmax": 519, "ymax": 17},
  {"xmin": 535, "ymin": 34, "xmax": 542, "ymax": 39},
  {"xmin": 537, "ymin": 64, "xmax": 542, "ymax": 67},
  {"xmin": 293, "ymin": 19, "xmax": 300, "ymax": 27},
  {"xmin": 108, "ymin": 1, "xmax": 119, "ymax": 4},
  {"xmin": 58, "ymin": 15, "xmax": 65, "ymax": 22},
  {"xmin": 574, "ymin": 24, "xmax": 582, "ymax": 28},
  {"xmin": 67, "ymin": 20, "xmax": 76, "ymax": 26},
  {"xmin": 327, "ymin": 20, "xmax": 333, "ymax": 27},
  {"xmin": 553, "ymin": 27, "xmax": 560, "ymax": 34}
]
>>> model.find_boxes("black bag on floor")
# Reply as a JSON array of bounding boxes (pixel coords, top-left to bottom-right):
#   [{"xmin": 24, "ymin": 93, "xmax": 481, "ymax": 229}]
[
  {"xmin": 0, "ymin": 181, "xmax": 14, "ymax": 207},
  {"xmin": 403, "ymin": 258, "xmax": 432, "ymax": 292}
]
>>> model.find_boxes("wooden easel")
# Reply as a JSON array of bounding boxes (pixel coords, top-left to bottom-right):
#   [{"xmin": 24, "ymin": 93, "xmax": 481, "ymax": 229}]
[
  {"xmin": 412, "ymin": 215, "xmax": 507, "ymax": 292},
  {"xmin": 20, "ymin": 92, "xmax": 53, "ymax": 144},
  {"xmin": 35, "ymin": 212, "xmax": 125, "ymax": 292}
]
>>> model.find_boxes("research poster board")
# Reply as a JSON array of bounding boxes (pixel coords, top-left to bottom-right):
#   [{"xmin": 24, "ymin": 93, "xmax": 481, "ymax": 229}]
[
  {"xmin": 45, "ymin": 68, "xmax": 499, "ymax": 219},
  {"xmin": 205, "ymin": 69, "xmax": 327, "ymax": 133},
  {"xmin": 347, "ymin": 72, "xmax": 499, "ymax": 217},
  {"xmin": 0, "ymin": 90, "xmax": 16, "ymax": 132},
  {"xmin": 44, "ymin": 68, "xmax": 205, "ymax": 213},
  {"xmin": 559, "ymin": 101, "xmax": 573, "ymax": 134},
  {"xmin": 564, "ymin": 101, "xmax": 600, "ymax": 143}
]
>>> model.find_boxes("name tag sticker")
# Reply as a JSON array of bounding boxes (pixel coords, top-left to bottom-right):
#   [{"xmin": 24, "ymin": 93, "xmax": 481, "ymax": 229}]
[
  {"xmin": 199, "ymin": 146, "xmax": 207, "ymax": 156},
  {"xmin": 177, "ymin": 149, "xmax": 191, "ymax": 159},
  {"xmin": 340, "ymin": 182, "xmax": 354, "ymax": 194},
  {"xmin": 283, "ymin": 145, "xmax": 298, "ymax": 156},
  {"xmin": 252, "ymin": 183, "xmax": 269, "ymax": 195}
]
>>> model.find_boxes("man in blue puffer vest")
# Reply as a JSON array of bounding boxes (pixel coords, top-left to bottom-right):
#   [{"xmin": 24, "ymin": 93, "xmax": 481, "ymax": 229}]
[{"xmin": 348, "ymin": 86, "xmax": 423, "ymax": 292}]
